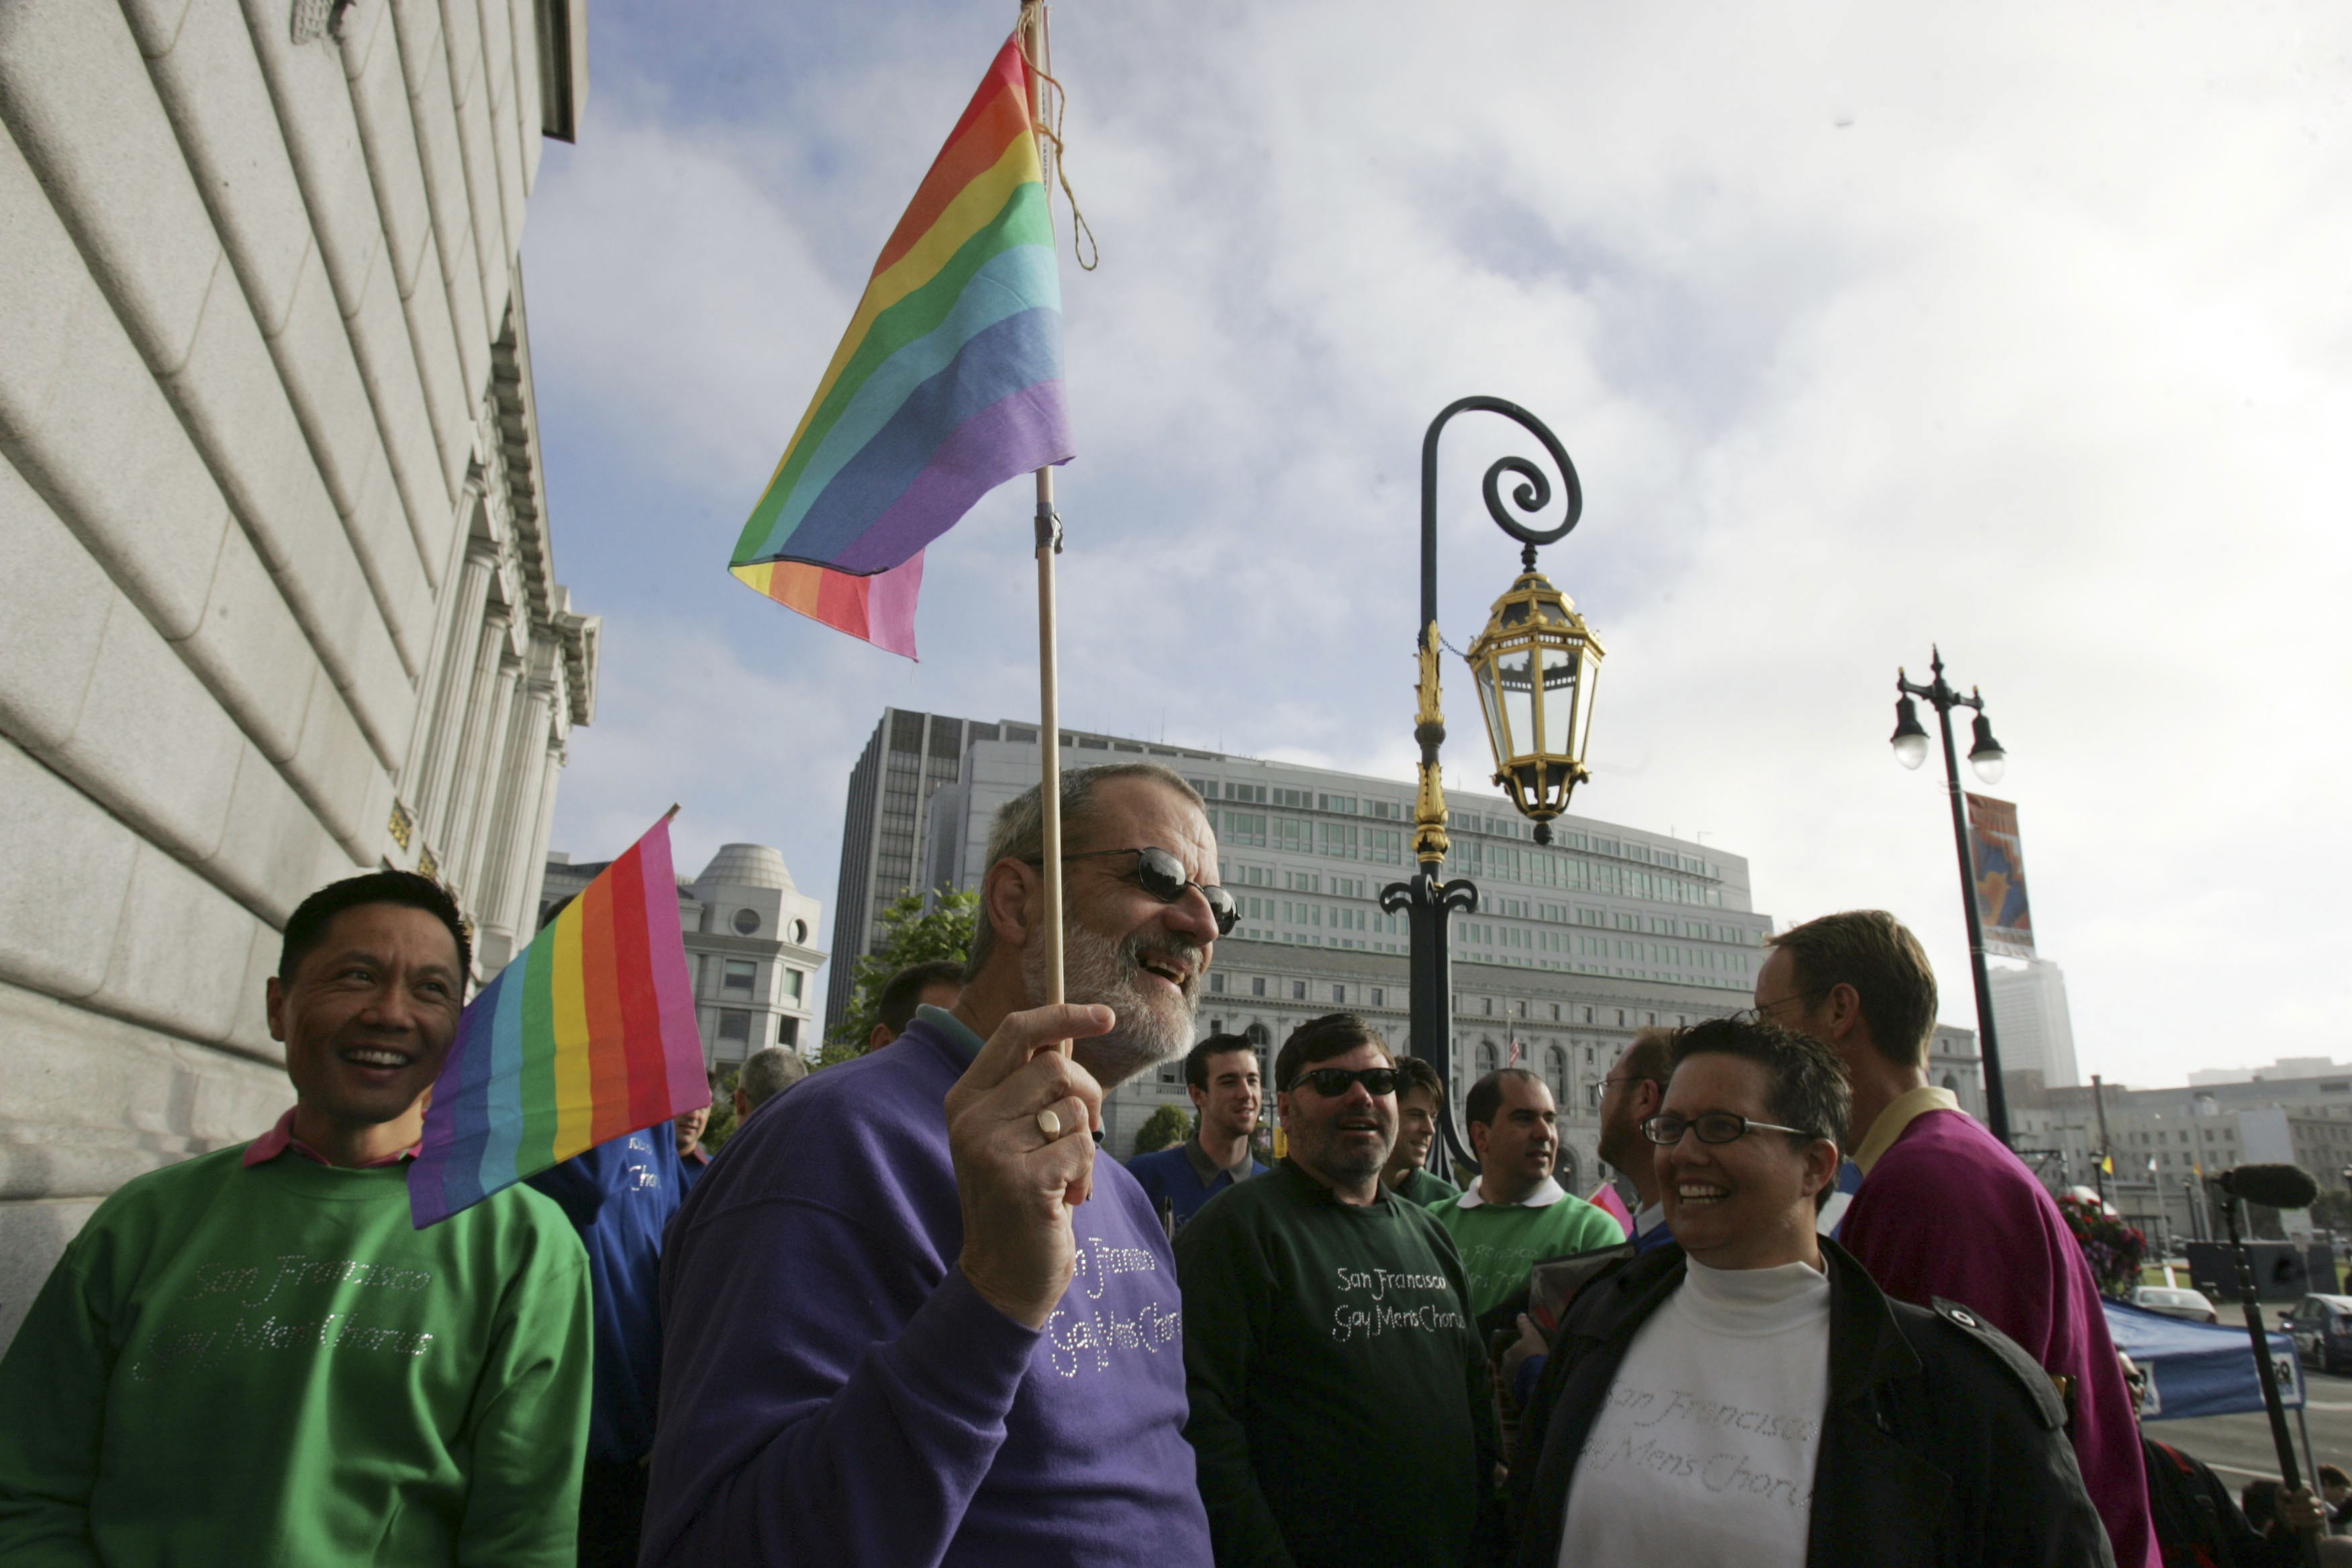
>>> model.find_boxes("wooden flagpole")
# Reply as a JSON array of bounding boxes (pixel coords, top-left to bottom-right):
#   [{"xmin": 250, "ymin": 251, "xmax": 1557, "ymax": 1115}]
[
  {"xmin": 1022, "ymin": 0, "xmax": 1066, "ymax": 1017},
  {"xmin": 1035, "ymin": 473, "xmax": 1064, "ymax": 1012}
]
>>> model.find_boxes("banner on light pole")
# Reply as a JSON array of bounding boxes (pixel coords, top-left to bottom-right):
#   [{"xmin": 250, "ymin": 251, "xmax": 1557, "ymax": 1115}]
[{"xmin": 1964, "ymin": 792, "xmax": 2035, "ymax": 959}]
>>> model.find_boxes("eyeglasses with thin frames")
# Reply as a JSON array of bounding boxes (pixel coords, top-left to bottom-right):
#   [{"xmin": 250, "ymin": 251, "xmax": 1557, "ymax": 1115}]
[
  {"xmin": 1740, "ymin": 985, "xmax": 1833, "ymax": 1028},
  {"xmin": 1030, "ymin": 846, "xmax": 1239, "ymax": 936},
  {"xmin": 1587, "ymin": 1074, "xmax": 1661, "ymax": 1111},
  {"xmin": 1641, "ymin": 1112, "xmax": 1820, "ymax": 1146}
]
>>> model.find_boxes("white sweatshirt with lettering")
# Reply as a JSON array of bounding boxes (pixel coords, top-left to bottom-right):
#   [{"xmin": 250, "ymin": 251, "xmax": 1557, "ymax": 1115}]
[{"xmin": 1558, "ymin": 1257, "xmax": 1831, "ymax": 1568}]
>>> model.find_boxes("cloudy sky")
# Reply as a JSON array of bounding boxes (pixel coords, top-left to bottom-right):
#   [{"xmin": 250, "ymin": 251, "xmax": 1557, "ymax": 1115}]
[{"xmin": 521, "ymin": 0, "xmax": 2351, "ymax": 1087}]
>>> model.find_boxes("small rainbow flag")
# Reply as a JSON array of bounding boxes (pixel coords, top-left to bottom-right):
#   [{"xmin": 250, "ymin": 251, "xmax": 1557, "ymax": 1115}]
[
  {"xmin": 1585, "ymin": 1181, "xmax": 1634, "ymax": 1238},
  {"xmin": 408, "ymin": 814, "xmax": 706, "ymax": 1227},
  {"xmin": 727, "ymin": 31, "xmax": 1073, "ymax": 659}
]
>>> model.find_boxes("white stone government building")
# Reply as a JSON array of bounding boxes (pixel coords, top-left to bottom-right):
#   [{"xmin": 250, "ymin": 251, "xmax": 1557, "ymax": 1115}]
[
  {"xmin": 540, "ymin": 843, "xmax": 826, "ymax": 1070},
  {"xmin": 0, "ymin": 0, "xmax": 593, "ymax": 1346}
]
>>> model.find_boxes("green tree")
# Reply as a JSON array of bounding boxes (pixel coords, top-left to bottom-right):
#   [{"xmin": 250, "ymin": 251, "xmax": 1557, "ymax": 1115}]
[
  {"xmin": 1132, "ymin": 1104, "xmax": 1193, "ymax": 1155},
  {"xmin": 2306, "ymin": 1189, "xmax": 2352, "ymax": 1234},
  {"xmin": 822, "ymin": 890, "xmax": 979, "ymax": 1066},
  {"xmin": 702, "ymin": 1068, "xmax": 739, "ymax": 1153}
]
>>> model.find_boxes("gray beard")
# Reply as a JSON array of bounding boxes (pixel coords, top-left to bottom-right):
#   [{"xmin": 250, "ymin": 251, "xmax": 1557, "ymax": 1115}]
[{"xmin": 1023, "ymin": 918, "xmax": 1200, "ymax": 1090}]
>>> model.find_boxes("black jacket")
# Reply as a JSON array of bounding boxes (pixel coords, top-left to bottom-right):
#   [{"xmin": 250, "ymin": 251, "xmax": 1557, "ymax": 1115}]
[
  {"xmin": 1510, "ymin": 1237, "xmax": 2116, "ymax": 1568},
  {"xmin": 2143, "ymin": 1436, "xmax": 2301, "ymax": 1568}
]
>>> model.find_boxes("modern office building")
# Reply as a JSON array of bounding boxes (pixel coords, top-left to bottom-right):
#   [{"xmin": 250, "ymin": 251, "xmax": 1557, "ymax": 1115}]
[
  {"xmin": 0, "ymin": 0, "xmax": 591, "ymax": 1347},
  {"xmin": 2188, "ymin": 1057, "xmax": 2345, "ymax": 1087},
  {"xmin": 832, "ymin": 711, "xmax": 1773, "ymax": 1159},
  {"xmin": 925, "ymin": 728, "xmax": 1773, "ymax": 984},
  {"xmin": 1990, "ymin": 959, "xmax": 2079, "ymax": 1087},
  {"xmin": 832, "ymin": 709, "xmax": 1995, "ymax": 1161},
  {"xmin": 2012, "ymin": 1067, "xmax": 2352, "ymax": 1248},
  {"xmin": 540, "ymin": 842, "xmax": 826, "ymax": 1070},
  {"xmin": 825, "ymin": 709, "xmax": 1002, "ymax": 1040}
]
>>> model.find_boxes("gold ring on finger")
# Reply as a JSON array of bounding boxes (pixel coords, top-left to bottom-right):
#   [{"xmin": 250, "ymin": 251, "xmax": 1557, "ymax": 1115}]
[{"xmin": 1036, "ymin": 1108, "xmax": 1063, "ymax": 1140}]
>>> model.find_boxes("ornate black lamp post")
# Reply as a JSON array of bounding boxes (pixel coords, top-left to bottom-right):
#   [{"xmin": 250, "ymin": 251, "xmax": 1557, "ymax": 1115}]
[
  {"xmin": 1381, "ymin": 397, "xmax": 1602, "ymax": 1177},
  {"xmin": 1889, "ymin": 648, "xmax": 2012, "ymax": 1143}
]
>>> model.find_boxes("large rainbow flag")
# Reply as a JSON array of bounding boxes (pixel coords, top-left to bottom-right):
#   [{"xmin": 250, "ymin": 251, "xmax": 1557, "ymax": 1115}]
[
  {"xmin": 408, "ymin": 814, "xmax": 706, "ymax": 1227},
  {"xmin": 727, "ymin": 32, "xmax": 1073, "ymax": 659}
]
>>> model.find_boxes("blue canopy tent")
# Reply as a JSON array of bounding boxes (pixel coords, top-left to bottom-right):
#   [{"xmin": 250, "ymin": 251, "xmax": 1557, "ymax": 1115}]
[
  {"xmin": 2104, "ymin": 1297, "xmax": 2319, "ymax": 1482},
  {"xmin": 2104, "ymin": 1300, "xmax": 2302, "ymax": 1420}
]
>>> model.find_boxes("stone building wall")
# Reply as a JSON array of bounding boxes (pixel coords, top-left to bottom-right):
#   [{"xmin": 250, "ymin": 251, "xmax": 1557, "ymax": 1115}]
[{"xmin": 0, "ymin": 0, "xmax": 591, "ymax": 1347}]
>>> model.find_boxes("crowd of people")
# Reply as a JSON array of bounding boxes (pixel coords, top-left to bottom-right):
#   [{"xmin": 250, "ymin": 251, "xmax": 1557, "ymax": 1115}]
[{"xmin": 0, "ymin": 758, "xmax": 2341, "ymax": 1565}]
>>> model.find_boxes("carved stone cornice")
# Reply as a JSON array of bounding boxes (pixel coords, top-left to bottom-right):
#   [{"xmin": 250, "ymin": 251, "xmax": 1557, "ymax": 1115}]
[{"xmin": 489, "ymin": 273, "xmax": 595, "ymax": 730}]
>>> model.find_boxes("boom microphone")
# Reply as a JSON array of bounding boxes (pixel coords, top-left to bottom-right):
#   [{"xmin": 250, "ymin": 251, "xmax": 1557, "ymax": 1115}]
[
  {"xmin": 2214, "ymin": 1164, "xmax": 2320, "ymax": 1211},
  {"xmin": 2211, "ymin": 1162, "xmax": 2326, "ymax": 1563}
]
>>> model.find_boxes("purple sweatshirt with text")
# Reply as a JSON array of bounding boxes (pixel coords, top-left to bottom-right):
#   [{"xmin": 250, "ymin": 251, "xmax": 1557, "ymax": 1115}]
[{"xmin": 640, "ymin": 1014, "xmax": 1213, "ymax": 1567}]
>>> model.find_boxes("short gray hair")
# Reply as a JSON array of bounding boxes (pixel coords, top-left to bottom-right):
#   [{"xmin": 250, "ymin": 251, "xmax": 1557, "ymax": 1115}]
[
  {"xmin": 736, "ymin": 1046, "xmax": 808, "ymax": 1112},
  {"xmin": 965, "ymin": 762, "xmax": 1205, "ymax": 979}
]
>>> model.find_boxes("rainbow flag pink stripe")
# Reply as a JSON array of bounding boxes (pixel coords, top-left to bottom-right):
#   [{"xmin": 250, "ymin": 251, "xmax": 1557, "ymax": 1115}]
[
  {"xmin": 1585, "ymin": 1181, "xmax": 1634, "ymax": 1237},
  {"xmin": 408, "ymin": 816, "xmax": 705, "ymax": 1227},
  {"xmin": 730, "ymin": 552, "xmax": 925, "ymax": 659},
  {"xmin": 727, "ymin": 33, "xmax": 1071, "ymax": 657}
]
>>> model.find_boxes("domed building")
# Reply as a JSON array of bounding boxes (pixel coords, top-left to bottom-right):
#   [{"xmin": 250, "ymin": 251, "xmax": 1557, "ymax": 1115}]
[{"xmin": 540, "ymin": 840, "xmax": 826, "ymax": 1069}]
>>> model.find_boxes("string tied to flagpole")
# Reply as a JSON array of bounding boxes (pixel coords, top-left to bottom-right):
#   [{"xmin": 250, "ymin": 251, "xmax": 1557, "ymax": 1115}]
[{"xmin": 1015, "ymin": 3, "xmax": 1098, "ymax": 272}]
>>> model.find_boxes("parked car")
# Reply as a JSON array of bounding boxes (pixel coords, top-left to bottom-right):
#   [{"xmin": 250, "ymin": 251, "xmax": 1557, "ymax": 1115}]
[
  {"xmin": 2289, "ymin": 1295, "xmax": 2352, "ymax": 1374},
  {"xmin": 2131, "ymin": 1285, "xmax": 2220, "ymax": 1324}
]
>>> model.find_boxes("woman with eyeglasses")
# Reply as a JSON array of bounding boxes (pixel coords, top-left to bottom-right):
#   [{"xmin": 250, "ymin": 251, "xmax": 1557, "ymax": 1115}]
[{"xmin": 1510, "ymin": 1016, "xmax": 2114, "ymax": 1568}]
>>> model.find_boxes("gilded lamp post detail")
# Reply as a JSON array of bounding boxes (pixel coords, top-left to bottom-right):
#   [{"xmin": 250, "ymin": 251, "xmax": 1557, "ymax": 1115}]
[
  {"xmin": 1381, "ymin": 397, "xmax": 1604, "ymax": 1177},
  {"xmin": 1412, "ymin": 622, "xmax": 1453, "ymax": 869}
]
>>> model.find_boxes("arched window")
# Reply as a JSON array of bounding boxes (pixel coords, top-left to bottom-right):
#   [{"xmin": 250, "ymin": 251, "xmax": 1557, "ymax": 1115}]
[
  {"xmin": 1246, "ymin": 1022, "xmax": 1271, "ymax": 1048},
  {"xmin": 1941, "ymin": 1072, "xmax": 1959, "ymax": 1094},
  {"xmin": 1475, "ymin": 1040, "xmax": 1498, "ymax": 1077}
]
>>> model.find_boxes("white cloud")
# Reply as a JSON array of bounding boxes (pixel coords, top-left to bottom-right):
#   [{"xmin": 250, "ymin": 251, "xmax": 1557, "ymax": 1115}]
[{"xmin": 526, "ymin": 0, "xmax": 2352, "ymax": 1077}]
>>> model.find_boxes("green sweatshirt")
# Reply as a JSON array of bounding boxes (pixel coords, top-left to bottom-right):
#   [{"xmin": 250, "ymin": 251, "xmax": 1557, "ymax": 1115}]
[
  {"xmin": 0, "ymin": 1144, "xmax": 592, "ymax": 1566},
  {"xmin": 1430, "ymin": 1182, "xmax": 1626, "ymax": 1318},
  {"xmin": 1390, "ymin": 1166, "xmax": 1461, "ymax": 1208},
  {"xmin": 1175, "ymin": 1161, "xmax": 1497, "ymax": 1568}
]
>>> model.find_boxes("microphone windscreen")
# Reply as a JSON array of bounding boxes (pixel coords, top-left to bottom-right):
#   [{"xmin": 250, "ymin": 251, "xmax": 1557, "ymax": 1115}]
[{"xmin": 2216, "ymin": 1164, "xmax": 2320, "ymax": 1211}]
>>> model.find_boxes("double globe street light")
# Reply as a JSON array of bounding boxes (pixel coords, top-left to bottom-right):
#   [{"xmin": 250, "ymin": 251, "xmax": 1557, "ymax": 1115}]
[
  {"xmin": 1381, "ymin": 397, "xmax": 1604, "ymax": 1178},
  {"xmin": 1888, "ymin": 647, "xmax": 2014, "ymax": 1142}
]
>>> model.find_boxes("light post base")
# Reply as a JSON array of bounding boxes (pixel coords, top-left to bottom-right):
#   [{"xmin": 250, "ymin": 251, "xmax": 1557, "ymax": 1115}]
[{"xmin": 1381, "ymin": 868, "xmax": 1477, "ymax": 1181}]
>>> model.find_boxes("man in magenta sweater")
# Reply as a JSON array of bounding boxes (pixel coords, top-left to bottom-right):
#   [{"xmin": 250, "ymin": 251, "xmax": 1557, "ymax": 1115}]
[
  {"xmin": 642, "ymin": 764, "xmax": 1224, "ymax": 1565},
  {"xmin": 1758, "ymin": 910, "xmax": 2157, "ymax": 1568}
]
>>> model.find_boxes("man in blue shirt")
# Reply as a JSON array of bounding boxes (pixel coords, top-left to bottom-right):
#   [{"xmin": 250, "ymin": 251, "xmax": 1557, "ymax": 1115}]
[
  {"xmin": 1594, "ymin": 1028, "xmax": 1675, "ymax": 1255},
  {"xmin": 530, "ymin": 1122, "xmax": 685, "ymax": 1567},
  {"xmin": 1128, "ymin": 1034, "xmax": 1267, "ymax": 1231}
]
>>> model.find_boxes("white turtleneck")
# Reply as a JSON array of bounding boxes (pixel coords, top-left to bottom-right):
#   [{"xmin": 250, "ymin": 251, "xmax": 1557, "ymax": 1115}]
[{"xmin": 1556, "ymin": 1256, "xmax": 1832, "ymax": 1568}]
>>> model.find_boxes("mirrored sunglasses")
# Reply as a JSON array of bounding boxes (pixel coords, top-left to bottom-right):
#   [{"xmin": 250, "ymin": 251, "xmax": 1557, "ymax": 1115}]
[
  {"xmin": 1296, "ymin": 1066, "xmax": 1401, "ymax": 1097},
  {"xmin": 1058, "ymin": 846, "xmax": 1239, "ymax": 935}
]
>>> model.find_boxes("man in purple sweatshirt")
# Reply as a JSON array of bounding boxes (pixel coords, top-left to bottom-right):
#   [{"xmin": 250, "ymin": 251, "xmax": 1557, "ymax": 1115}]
[
  {"xmin": 643, "ymin": 763, "xmax": 1225, "ymax": 1566},
  {"xmin": 1758, "ymin": 910, "xmax": 2158, "ymax": 1568}
]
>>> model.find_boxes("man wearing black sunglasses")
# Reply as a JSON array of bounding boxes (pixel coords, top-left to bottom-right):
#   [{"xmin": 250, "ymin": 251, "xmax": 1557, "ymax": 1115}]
[
  {"xmin": 1175, "ymin": 1014, "xmax": 1498, "ymax": 1568},
  {"xmin": 645, "ymin": 764, "xmax": 1222, "ymax": 1567}
]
